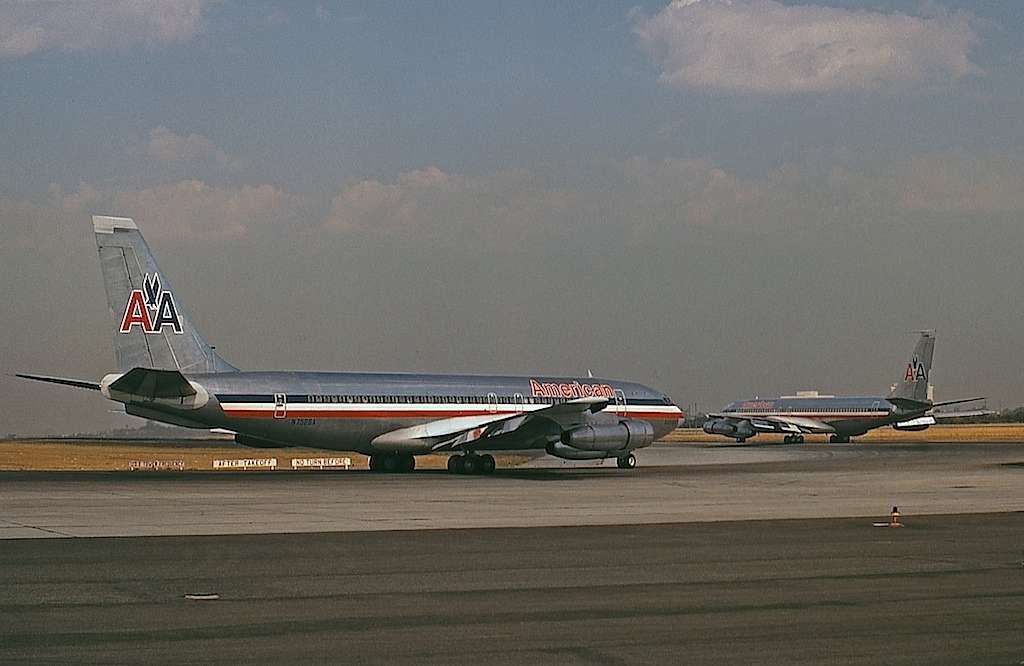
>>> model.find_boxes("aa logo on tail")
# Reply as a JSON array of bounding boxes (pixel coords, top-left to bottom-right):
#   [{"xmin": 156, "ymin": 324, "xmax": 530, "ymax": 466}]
[
  {"xmin": 904, "ymin": 356, "xmax": 927, "ymax": 382},
  {"xmin": 119, "ymin": 273, "xmax": 183, "ymax": 335}
]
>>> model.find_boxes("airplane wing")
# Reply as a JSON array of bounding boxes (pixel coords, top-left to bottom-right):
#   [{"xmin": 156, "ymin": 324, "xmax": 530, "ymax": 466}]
[
  {"xmin": 931, "ymin": 409, "xmax": 996, "ymax": 420},
  {"xmin": 371, "ymin": 396, "xmax": 612, "ymax": 451},
  {"xmin": 931, "ymin": 397, "xmax": 987, "ymax": 408},
  {"xmin": 707, "ymin": 413, "xmax": 836, "ymax": 435}
]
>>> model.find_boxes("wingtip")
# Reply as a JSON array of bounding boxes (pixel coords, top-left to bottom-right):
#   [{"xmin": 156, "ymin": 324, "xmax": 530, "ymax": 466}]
[{"xmin": 92, "ymin": 215, "xmax": 137, "ymax": 234}]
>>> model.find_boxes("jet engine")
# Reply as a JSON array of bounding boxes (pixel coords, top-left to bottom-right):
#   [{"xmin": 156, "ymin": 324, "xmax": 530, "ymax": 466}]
[
  {"xmin": 560, "ymin": 421, "xmax": 654, "ymax": 452},
  {"xmin": 703, "ymin": 418, "xmax": 755, "ymax": 440},
  {"xmin": 546, "ymin": 442, "xmax": 615, "ymax": 460},
  {"xmin": 892, "ymin": 416, "xmax": 936, "ymax": 432}
]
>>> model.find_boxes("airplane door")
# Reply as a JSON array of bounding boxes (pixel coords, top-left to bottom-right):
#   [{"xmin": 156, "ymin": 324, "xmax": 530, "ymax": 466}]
[
  {"xmin": 614, "ymin": 389, "xmax": 627, "ymax": 416},
  {"xmin": 274, "ymin": 393, "xmax": 287, "ymax": 419},
  {"xmin": 487, "ymin": 392, "xmax": 498, "ymax": 414}
]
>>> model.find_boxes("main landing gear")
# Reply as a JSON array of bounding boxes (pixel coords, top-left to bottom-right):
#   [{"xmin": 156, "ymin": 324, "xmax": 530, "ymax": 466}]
[
  {"xmin": 616, "ymin": 453, "xmax": 637, "ymax": 469},
  {"xmin": 829, "ymin": 435, "xmax": 851, "ymax": 444},
  {"xmin": 447, "ymin": 453, "xmax": 497, "ymax": 475},
  {"xmin": 368, "ymin": 453, "xmax": 416, "ymax": 473},
  {"xmin": 783, "ymin": 435, "xmax": 805, "ymax": 444}
]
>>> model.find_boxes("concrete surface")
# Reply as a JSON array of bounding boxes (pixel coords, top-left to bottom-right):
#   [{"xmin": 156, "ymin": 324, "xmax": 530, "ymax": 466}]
[
  {"xmin": 1, "ymin": 442, "xmax": 1022, "ymax": 539},
  {"xmin": 2, "ymin": 515, "xmax": 1022, "ymax": 664}
]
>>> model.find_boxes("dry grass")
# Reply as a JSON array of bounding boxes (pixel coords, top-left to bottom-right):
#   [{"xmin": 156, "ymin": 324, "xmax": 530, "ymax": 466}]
[
  {"xmin": 665, "ymin": 424, "xmax": 1024, "ymax": 444},
  {"xmin": 3, "ymin": 424, "xmax": 1020, "ymax": 471},
  {"xmin": 0, "ymin": 440, "xmax": 528, "ymax": 472}
]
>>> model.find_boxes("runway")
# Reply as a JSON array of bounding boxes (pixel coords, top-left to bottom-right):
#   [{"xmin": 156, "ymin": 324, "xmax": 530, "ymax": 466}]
[
  {"xmin": 2, "ymin": 441, "xmax": 1022, "ymax": 663},
  {"xmin": 2, "ymin": 515, "xmax": 1022, "ymax": 663},
  {"xmin": 1, "ymin": 442, "xmax": 1022, "ymax": 538}
]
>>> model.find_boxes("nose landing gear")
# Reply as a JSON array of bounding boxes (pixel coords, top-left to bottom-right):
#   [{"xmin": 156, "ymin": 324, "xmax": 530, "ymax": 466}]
[{"xmin": 616, "ymin": 453, "xmax": 637, "ymax": 469}]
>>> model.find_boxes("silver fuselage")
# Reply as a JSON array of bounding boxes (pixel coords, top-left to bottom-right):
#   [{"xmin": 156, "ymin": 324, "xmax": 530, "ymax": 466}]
[{"xmin": 125, "ymin": 370, "xmax": 683, "ymax": 455}]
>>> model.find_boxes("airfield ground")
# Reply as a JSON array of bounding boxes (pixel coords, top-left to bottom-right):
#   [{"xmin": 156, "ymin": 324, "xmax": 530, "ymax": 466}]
[
  {"xmin": 665, "ymin": 423, "xmax": 1024, "ymax": 443},
  {"xmin": 1, "ymin": 428, "xmax": 1022, "ymax": 663},
  {"xmin": 1, "ymin": 424, "xmax": 1021, "ymax": 472}
]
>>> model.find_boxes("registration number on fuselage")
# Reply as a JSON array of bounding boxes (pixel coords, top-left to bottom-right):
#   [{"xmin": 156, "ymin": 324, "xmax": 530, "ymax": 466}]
[{"xmin": 289, "ymin": 418, "xmax": 317, "ymax": 426}]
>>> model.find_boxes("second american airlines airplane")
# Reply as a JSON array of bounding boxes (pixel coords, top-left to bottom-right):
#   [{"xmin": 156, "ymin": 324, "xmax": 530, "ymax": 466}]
[
  {"xmin": 18, "ymin": 216, "xmax": 683, "ymax": 474},
  {"xmin": 702, "ymin": 331, "xmax": 983, "ymax": 444}
]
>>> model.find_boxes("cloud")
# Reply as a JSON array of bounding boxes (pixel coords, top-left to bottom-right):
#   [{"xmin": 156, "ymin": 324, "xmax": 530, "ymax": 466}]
[
  {"xmin": 0, "ymin": 1, "xmax": 208, "ymax": 59},
  {"xmin": 315, "ymin": 4, "xmax": 332, "ymax": 22},
  {"xmin": 324, "ymin": 167, "xmax": 585, "ymax": 243},
  {"xmin": 44, "ymin": 180, "xmax": 304, "ymax": 241},
  {"xmin": 622, "ymin": 156, "xmax": 769, "ymax": 226},
  {"xmin": 147, "ymin": 126, "xmax": 230, "ymax": 166},
  {"xmin": 323, "ymin": 154, "xmax": 1024, "ymax": 247},
  {"xmin": 634, "ymin": 0, "xmax": 981, "ymax": 94},
  {"xmin": 4, "ymin": 150, "xmax": 1020, "ymax": 253},
  {"xmin": 897, "ymin": 154, "xmax": 1024, "ymax": 214}
]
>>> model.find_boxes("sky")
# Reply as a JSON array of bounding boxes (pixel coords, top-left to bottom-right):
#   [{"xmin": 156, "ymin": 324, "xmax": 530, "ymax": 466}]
[{"xmin": 1, "ymin": 0, "xmax": 1023, "ymax": 435}]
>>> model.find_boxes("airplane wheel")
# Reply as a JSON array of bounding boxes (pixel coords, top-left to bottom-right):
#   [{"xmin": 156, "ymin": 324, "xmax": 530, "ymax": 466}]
[
  {"xmin": 617, "ymin": 453, "xmax": 637, "ymax": 469},
  {"xmin": 736, "ymin": 438, "xmax": 746, "ymax": 443},
  {"xmin": 480, "ymin": 454, "xmax": 496, "ymax": 474},
  {"xmin": 368, "ymin": 454, "xmax": 380, "ymax": 472},
  {"xmin": 461, "ymin": 455, "xmax": 479, "ymax": 475},
  {"xmin": 382, "ymin": 454, "xmax": 400, "ymax": 473},
  {"xmin": 784, "ymin": 435, "xmax": 792, "ymax": 444},
  {"xmin": 797, "ymin": 436, "xmax": 805, "ymax": 444},
  {"xmin": 402, "ymin": 455, "xmax": 416, "ymax": 472},
  {"xmin": 447, "ymin": 455, "xmax": 461, "ymax": 474}
]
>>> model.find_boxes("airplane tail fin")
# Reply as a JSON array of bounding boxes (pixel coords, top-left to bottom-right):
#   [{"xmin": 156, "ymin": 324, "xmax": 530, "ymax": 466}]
[
  {"xmin": 93, "ymin": 215, "xmax": 237, "ymax": 374},
  {"xmin": 887, "ymin": 330, "xmax": 934, "ymax": 405}
]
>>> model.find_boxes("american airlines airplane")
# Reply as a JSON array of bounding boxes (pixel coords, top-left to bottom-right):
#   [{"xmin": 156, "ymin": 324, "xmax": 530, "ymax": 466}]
[
  {"xmin": 702, "ymin": 331, "xmax": 983, "ymax": 444},
  {"xmin": 18, "ymin": 216, "xmax": 683, "ymax": 474}
]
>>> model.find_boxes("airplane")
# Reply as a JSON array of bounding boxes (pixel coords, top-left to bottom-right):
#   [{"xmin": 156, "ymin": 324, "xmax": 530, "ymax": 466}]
[
  {"xmin": 702, "ymin": 331, "xmax": 983, "ymax": 444},
  {"xmin": 17, "ymin": 216, "xmax": 683, "ymax": 474}
]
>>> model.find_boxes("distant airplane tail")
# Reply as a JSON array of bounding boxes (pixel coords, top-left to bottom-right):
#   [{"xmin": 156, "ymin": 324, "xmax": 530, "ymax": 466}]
[
  {"xmin": 93, "ymin": 215, "xmax": 236, "ymax": 374},
  {"xmin": 887, "ymin": 330, "xmax": 935, "ymax": 405}
]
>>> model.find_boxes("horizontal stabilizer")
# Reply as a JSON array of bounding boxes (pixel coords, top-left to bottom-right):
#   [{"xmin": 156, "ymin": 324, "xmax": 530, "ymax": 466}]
[
  {"xmin": 887, "ymin": 397, "xmax": 932, "ymax": 412},
  {"xmin": 15, "ymin": 373, "xmax": 100, "ymax": 391},
  {"xmin": 109, "ymin": 367, "xmax": 197, "ymax": 399}
]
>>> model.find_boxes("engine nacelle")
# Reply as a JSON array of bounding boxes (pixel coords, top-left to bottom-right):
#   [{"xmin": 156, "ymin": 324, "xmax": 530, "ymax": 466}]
[
  {"xmin": 546, "ymin": 442, "xmax": 615, "ymax": 460},
  {"xmin": 893, "ymin": 416, "xmax": 936, "ymax": 432},
  {"xmin": 703, "ymin": 418, "xmax": 755, "ymax": 439},
  {"xmin": 561, "ymin": 421, "xmax": 655, "ymax": 452}
]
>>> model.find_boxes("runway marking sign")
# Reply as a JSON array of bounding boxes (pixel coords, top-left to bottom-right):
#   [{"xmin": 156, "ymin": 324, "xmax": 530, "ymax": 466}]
[
  {"xmin": 291, "ymin": 457, "xmax": 352, "ymax": 470},
  {"xmin": 212, "ymin": 458, "xmax": 278, "ymax": 470},
  {"xmin": 128, "ymin": 459, "xmax": 184, "ymax": 471}
]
